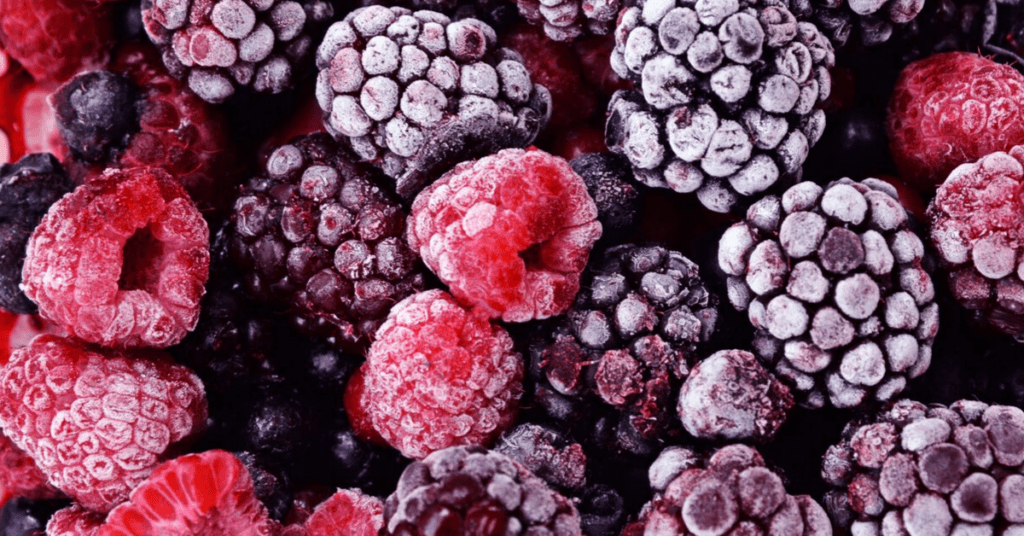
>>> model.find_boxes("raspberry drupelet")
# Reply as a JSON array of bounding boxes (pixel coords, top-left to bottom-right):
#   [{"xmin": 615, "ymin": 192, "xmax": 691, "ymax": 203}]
[
  {"xmin": 407, "ymin": 148, "xmax": 602, "ymax": 322},
  {"xmin": 0, "ymin": 434, "xmax": 62, "ymax": 507},
  {"xmin": 362, "ymin": 289, "xmax": 524, "ymax": 460},
  {"xmin": 280, "ymin": 488, "xmax": 384, "ymax": 536},
  {"xmin": 21, "ymin": 167, "xmax": 210, "ymax": 349},
  {"xmin": 0, "ymin": 0, "xmax": 115, "ymax": 84}
]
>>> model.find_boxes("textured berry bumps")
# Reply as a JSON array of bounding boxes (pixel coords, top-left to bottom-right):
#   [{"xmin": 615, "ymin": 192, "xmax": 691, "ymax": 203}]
[
  {"xmin": 0, "ymin": 0, "xmax": 114, "ymax": 84},
  {"xmin": 887, "ymin": 52, "xmax": 1024, "ymax": 191},
  {"xmin": 407, "ymin": 148, "xmax": 602, "ymax": 322},
  {"xmin": 22, "ymin": 167, "xmax": 210, "ymax": 349},
  {"xmin": 0, "ymin": 335, "xmax": 208, "ymax": 511},
  {"xmin": 0, "ymin": 433, "xmax": 61, "ymax": 506},
  {"xmin": 281, "ymin": 488, "xmax": 383, "ymax": 536},
  {"xmin": 363, "ymin": 290, "xmax": 523, "ymax": 459}
]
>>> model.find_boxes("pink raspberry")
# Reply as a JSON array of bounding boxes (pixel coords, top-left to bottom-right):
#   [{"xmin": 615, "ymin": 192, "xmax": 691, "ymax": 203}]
[
  {"xmin": 407, "ymin": 148, "xmax": 602, "ymax": 322},
  {"xmin": 364, "ymin": 290, "xmax": 524, "ymax": 459},
  {"xmin": 281, "ymin": 488, "xmax": 383, "ymax": 536},
  {"xmin": 22, "ymin": 167, "xmax": 210, "ymax": 349},
  {"xmin": 0, "ymin": 432, "xmax": 62, "ymax": 506},
  {"xmin": 0, "ymin": 334, "xmax": 208, "ymax": 511},
  {"xmin": 46, "ymin": 505, "xmax": 104, "ymax": 536}
]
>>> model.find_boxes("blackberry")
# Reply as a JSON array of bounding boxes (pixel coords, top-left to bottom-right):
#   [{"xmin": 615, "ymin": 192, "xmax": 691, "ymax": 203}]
[
  {"xmin": 822, "ymin": 399, "xmax": 1024, "ymax": 535},
  {"xmin": 236, "ymin": 451, "xmax": 293, "ymax": 521},
  {"xmin": 141, "ymin": 0, "xmax": 336, "ymax": 103},
  {"xmin": 0, "ymin": 153, "xmax": 74, "ymax": 315},
  {"xmin": 719, "ymin": 178, "xmax": 938, "ymax": 409},
  {"xmin": 314, "ymin": 6, "xmax": 551, "ymax": 199},
  {"xmin": 381, "ymin": 445, "xmax": 583, "ymax": 536},
  {"xmin": 570, "ymin": 153, "xmax": 643, "ymax": 243},
  {"xmin": 888, "ymin": 0, "xmax": 990, "ymax": 64},
  {"xmin": 228, "ymin": 133, "xmax": 428, "ymax": 350},
  {"xmin": 808, "ymin": 0, "xmax": 925, "ymax": 48},
  {"xmin": 50, "ymin": 70, "xmax": 141, "ymax": 163},
  {"xmin": 322, "ymin": 419, "xmax": 410, "ymax": 497},
  {"xmin": 495, "ymin": 423, "xmax": 588, "ymax": 492},
  {"xmin": 606, "ymin": 0, "xmax": 835, "ymax": 213},
  {"xmin": 515, "ymin": 0, "xmax": 624, "ymax": 41},
  {"xmin": 526, "ymin": 244, "xmax": 719, "ymax": 454},
  {"xmin": 576, "ymin": 484, "xmax": 625, "ymax": 536}
]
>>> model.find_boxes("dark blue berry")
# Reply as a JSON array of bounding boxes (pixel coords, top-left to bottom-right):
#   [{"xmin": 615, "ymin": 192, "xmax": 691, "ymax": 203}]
[{"xmin": 52, "ymin": 70, "xmax": 141, "ymax": 163}]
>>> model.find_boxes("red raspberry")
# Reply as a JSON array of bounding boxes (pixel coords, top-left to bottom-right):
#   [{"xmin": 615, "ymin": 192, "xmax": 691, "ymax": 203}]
[
  {"xmin": 342, "ymin": 364, "xmax": 387, "ymax": 447},
  {"xmin": 22, "ymin": 167, "xmax": 210, "ymax": 349},
  {"xmin": 99, "ymin": 450, "xmax": 276, "ymax": 536},
  {"xmin": 0, "ymin": 53, "xmax": 63, "ymax": 165},
  {"xmin": 46, "ymin": 505, "xmax": 104, "ymax": 536},
  {"xmin": 0, "ymin": 334, "xmax": 208, "ymax": 511},
  {"xmin": 281, "ymin": 488, "xmax": 383, "ymax": 536},
  {"xmin": 887, "ymin": 52, "xmax": 1024, "ymax": 191},
  {"xmin": 0, "ymin": 432, "xmax": 62, "ymax": 507},
  {"xmin": 0, "ymin": 0, "xmax": 114, "ymax": 84},
  {"xmin": 364, "ymin": 290, "xmax": 524, "ymax": 459},
  {"xmin": 0, "ymin": 313, "xmax": 63, "ymax": 367},
  {"xmin": 407, "ymin": 148, "xmax": 602, "ymax": 322}
]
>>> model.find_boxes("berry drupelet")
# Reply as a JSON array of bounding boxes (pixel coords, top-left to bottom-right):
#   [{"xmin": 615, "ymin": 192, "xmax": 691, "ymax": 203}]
[{"xmin": 807, "ymin": 0, "xmax": 925, "ymax": 48}]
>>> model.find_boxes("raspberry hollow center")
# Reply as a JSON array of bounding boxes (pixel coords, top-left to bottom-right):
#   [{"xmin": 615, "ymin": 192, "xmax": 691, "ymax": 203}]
[{"xmin": 119, "ymin": 224, "xmax": 166, "ymax": 292}]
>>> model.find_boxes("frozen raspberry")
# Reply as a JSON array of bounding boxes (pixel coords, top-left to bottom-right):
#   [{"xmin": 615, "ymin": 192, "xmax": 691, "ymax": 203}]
[
  {"xmin": 363, "ymin": 290, "xmax": 524, "ymax": 459},
  {"xmin": 0, "ymin": 153, "xmax": 74, "ymax": 315},
  {"xmin": 823, "ymin": 399, "xmax": 1024, "ymax": 535},
  {"xmin": 0, "ymin": 0, "xmax": 115, "ymax": 84},
  {"xmin": 142, "ymin": 0, "xmax": 336, "ymax": 103},
  {"xmin": 808, "ymin": 0, "xmax": 925, "ymax": 48},
  {"xmin": 381, "ymin": 445, "xmax": 583, "ymax": 536},
  {"xmin": 718, "ymin": 178, "xmax": 938, "ymax": 408},
  {"xmin": 495, "ymin": 423, "xmax": 588, "ymax": 492},
  {"xmin": 637, "ymin": 444, "xmax": 832, "ymax": 536},
  {"xmin": 677, "ymin": 349, "xmax": 793, "ymax": 443},
  {"xmin": 0, "ymin": 434, "xmax": 61, "ymax": 507},
  {"xmin": 228, "ymin": 134, "xmax": 427, "ymax": 350},
  {"xmin": 0, "ymin": 57, "xmax": 64, "ymax": 166},
  {"xmin": 887, "ymin": 52, "xmax": 1024, "ymax": 192},
  {"xmin": 99, "ymin": 450, "xmax": 276, "ymax": 535},
  {"xmin": 315, "ymin": 6, "xmax": 551, "ymax": 198},
  {"xmin": 515, "ymin": 0, "xmax": 623, "ymax": 40},
  {"xmin": 0, "ymin": 334, "xmax": 208, "ymax": 511},
  {"xmin": 927, "ymin": 146, "xmax": 1024, "ymax": 339},
  {"xmin": 607, "ymin": 0, "xmax": 835, "ymax": 213},
  {"xmin": 46, "ymin": 505, "xmax": 104, "ymax": 536},
  {"xmin": 407, "ymin": 148, "xmax": 601, "ymax": 322},
  {"xmin": 281, "ymin": 488, "xmax": 383, "ymax": 536},
  {"xmin": 22, "ymin": 167, "xmax": 210, "ymax": 349}
]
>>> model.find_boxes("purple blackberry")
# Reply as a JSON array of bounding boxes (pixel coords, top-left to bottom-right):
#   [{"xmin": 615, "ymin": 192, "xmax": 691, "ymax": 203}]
[
  {"xmin": 314, "ymin": 6, "xmax": 552, "ymax": 199},
  {"xmin": 718, "ymin": 178, "xmax": 939, "ymax": 409},
  {"xmin": 228, "ymin": 133, "xmax": 428, "ymax": 350},
  {"xmin": 495, "ymin": 423, "xmax": 588, "ymax": 492},
  {"xmin": 809, "ymin": 0, "xmax": 925, "ymax": 48},
  {"xmin": 50, "ymin": 70, "xmax": 141, "ymax": 163},
  {"xmin": 888, "ymin": 0, "xmax": 989, "ymax": 63},
  {"xmin": 822, "ymin": 399, "xmax": 1024, "ymax": 535},
  {"xmin": 141, "ymin": 0, "xmax": 336, "ymax": 103},
  {"xmin": 636, "ymin": 444, "xmax": 832, "ymax": 536},
  {"xmin": 570, "ymin": 153, "xmax": 643, "ymax": 243},
  {"xmin": 515, "ymin": 0, "xmax": 625, "ymax": 41},
  {"xmin": 606, "ymin": 0, "xmax": 836, "ymax": 213},
  {"xmin": 0, "ymin": 153, "xmax": 74, "ymax": 315},
  {"xmin": 381, "ymin": 445, "xmax": 584, "ymax": 536}
]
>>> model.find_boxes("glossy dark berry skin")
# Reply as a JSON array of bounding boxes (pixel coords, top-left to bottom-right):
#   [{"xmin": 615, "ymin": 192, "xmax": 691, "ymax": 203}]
[{"xmin": 51, "ymin": 70, "xmax": 141, "ymax": 163}]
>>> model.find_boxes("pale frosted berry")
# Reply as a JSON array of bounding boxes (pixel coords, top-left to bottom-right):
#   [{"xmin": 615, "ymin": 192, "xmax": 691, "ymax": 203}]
[
  {"xmin": 516, "ymin": 0, "xmax": 624, "ymax": 40},
  {"xmin": 495, "ymin": 423, "xmax": 588, "ymax": 492}
]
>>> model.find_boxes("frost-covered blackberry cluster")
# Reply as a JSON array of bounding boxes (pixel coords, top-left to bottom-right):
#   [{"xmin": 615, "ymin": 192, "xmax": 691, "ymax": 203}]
[
  {"xmin": 516, "ymin": 0, "xmax": 625, "ymax": 41},
  {"xmin": 606, "ymin": 0, "xmax": 835, "ymax": 213},
  {"xmin": 807, "ymin": 0, "xmax": 926, "ymax": 47}
]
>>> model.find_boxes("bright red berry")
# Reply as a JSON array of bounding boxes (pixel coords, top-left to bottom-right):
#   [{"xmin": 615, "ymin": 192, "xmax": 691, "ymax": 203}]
[
  {"xmin": 46, "ymin": 505, "xmax": 104, "ymax": 536},
  {"xmin": 407, "ymin": 148, "xmax": 602, "ymax": 322},
  {"xmin": 0, "ymin": 0, "xmax": 115, "ymax": 84},
  {"xmin": 0, "ymin": 334, "xmax": 208, "ymax": 511},
  {"xmin": 887, "ymin": 52, "xmax": 1024, "ymax": 191},
  {"xmin": 22, "ymin": 167, "xmax": 210, "ymax": 349},
  {"xmin": 281, "ymin": 488, "xmax": 383, "ymax": 536},
  {"xmin": 0, "ymin": 53, "xmax": 63, "ymax": 165},
  {"xmin": 342, "ymin": 364, "xmax": 387, "ymax": 447}
]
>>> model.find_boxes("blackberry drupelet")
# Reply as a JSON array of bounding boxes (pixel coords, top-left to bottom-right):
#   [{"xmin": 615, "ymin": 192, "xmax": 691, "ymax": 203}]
[
  {"xmin": 570, "ymin": 153, "xmax": 643, "ymax": 243},
  {"xmin": 515, "ymin": 0, "xmax": 624, "ymax": 41},
  {"xmin": 495, "ymin": 423, "xmax": 588, "ymax": 492},
  {"xmin": 807, "ymin": 0, "xmax": 925, "ymax": 48}
]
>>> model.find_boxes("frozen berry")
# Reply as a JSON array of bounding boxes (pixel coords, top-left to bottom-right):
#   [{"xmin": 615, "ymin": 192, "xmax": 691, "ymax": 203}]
[
  {"xmin": 51, "ymin": 70, "xmax": 141, "ymax": 163},
  {"xmin": 0, "ymin": 0, "xmax": 115, "ymax": 84},
  {"xmin": 809, "ymin": 0, "xmax": 925, "ymax": 48},
  {"xmin": 495, "ymin": 423, "xmax": 588, "ymax": 492},
  {"xmin": 407, "ymin": 148, "xmax": 602, "ymax": 322},
  {"xmin": 0, "ymin": 498, "xmax": 69, "ymax": 536},
  {"xmin": 0, "ymin": 57, "xmax": 65, "ymax": 166},
  {"xmin": 888, "ymin": 52, "xmax": 1024, "ymax": 191},
  {"xmin": 45, "ymin": 505, "xmax": 103, "ymax": 536},
  {"xmin": 363, "ymin": 290, "xmax": 524, "ymax": 459},
  {"xmin": 0, "ymin": 434, "xmax": 61, "ymax": 508},
  {"xmin": 281, "ymin": 488, "xmax": 383, "ymax": 536},
  {"xmin": 515, "ymin": 0, "xmax": 622, "ymax": 40},
  {"xmin": 569, "ymin": 153, "xmax": 642, "ymax": 243},
  {"xmin": 315, "ymin": 6, "xmax": 551, "ymax": 198},
  {"xmin": 22, "ymin": 167, "xmax": 210, "ymax": 349},
  {"xmin": 235, "ymin": 451, "xmax": 292, "ymax": 521},
  {"xmin": 0, "ymin": 334, "xmax": 208, "ymax": 511}
]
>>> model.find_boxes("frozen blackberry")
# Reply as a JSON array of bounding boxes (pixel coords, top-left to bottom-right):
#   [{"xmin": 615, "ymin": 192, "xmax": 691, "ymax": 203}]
[
  {"xmin": 141, "ymin": 0, "xmax": 336, "ymax": 103},
  {"xmin": 50, "ymin": 70, "xmax": 141, "ymax": 163},
  {"xmin": 315, "ymin": 6, "xmax": 551, "ymax": 199},
  {"xmin": 228, "ymin": 133, "xmax": 428, "ymax": 350},
  {"xmin": 515, "ymin": 0, "xmax": 624, "ymax": 41},
  {"xmin": 381, "ymin": 445, "xmax": 583, "ymax": 536},
  {"xmin": 822, "ymin": 399, "xmax": 1024, "ymax": 535},
  {"xmin": 570, "ymin": 153, "xmax": 643, "ymax": 243},
  {"xmin": 0, "ymin": 153, "xmax": 73, "ymax": 315},
  {"xmin": 495, "ymin": 423, "xmax": 588, "ymax": 492},
  {"xmin": 718, "ymin": 178, "xmax": 938, "ymax": 409},
  {"xmin": 637, "ymin": 444, "xmax": 832, "ymax": 536},
  {"xmin": 888, "ymin": 0, "xmax": 990, "ymax": 64},
  {"xmin": 807, "ymin": 0, "xmax": 925, "ymax": 48},
  {"xmin": 527, "ymin": 244, "xmax": 719, "ymax": 453},
  {"xmin": 606, "ymin": 0, "xmax": 835, "ymax": 213}
]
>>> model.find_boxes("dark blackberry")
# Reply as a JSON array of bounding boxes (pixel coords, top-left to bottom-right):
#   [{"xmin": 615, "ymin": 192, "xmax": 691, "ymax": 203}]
[
  {"xmin": 228, "ymin": 133, "xmax": 428, "ymax": 350},
  {"xmin": 0, "ymin": 154, "xmax": 74, "ymax": 314},
  {"xmin": 495, "ymin": 423, "xmax": 588, "ymax": 492},
  {"xmin": 315, "ymin": 6, "xmax": 552, "ymax": 199},
  {"xmin": 322, "ymin": 418, "xmax": 410, "ymax": 497},
  {"xmin": 576, "ymin": 484, "xmax": 625, "ymax": 536},
  {"xmin": 570, "ymin": 153, "xmax": 642, "ymax": 243},
  {"xmin": 515, "ymin": 0, "xmax": 624, "ymax": 41},
  {"xmin": 606, "ymin": 0, "xmax": 836, "ymax": 213},
  {"xmin": 243, "ymin": 385, "xmax": 322, "ymax": 471},
  {"xmin": 0, "ymin": 498, "xmax": 69, "ymax": 536},
  {"xmin": 141, "ymin": 0, "xmax": 336, "ymax": 103},
  {"xmin": 718, "ymin": 178, "xmax": 938, "ymax": 409},
  {"xmin": 381, "ymin": 445, "xmax": 583, "ymax": 536},
  {"xmin": 808, "ymin": 0, "xmax": 925, "ymax": 48},
  {"xmin": 50, "ymin": 70, "xmax": 141, "ymax": 163},
  {"xmin": 236, "ymin": 451, "xmax": 293, "ymax": 521},
  {"xmin": 887, "ymin": 0, "xmax": 989, "ymax": 64}
]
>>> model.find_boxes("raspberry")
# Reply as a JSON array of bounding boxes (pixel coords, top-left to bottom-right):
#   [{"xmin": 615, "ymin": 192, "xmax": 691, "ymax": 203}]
[
  {"xmin": 98, "ymin": 450, "xmax": 276, "ymax": 536},
  {"xmin": 0, "ymin": 153, "xmax": 74, "ymax": 315},
  {"xmin": 0, "ymin": 433, "xmax": 61, "ymax": 507},
  {"xmin": 927, "ymin": 146, "xmax": 1024, "ymax": 339},
  {"xmin": 823, "ymin": 399, "xmax": 1024, "ymax": 535},
  {"xmin": 363, "ymin": 290, "xmax": 524, "ymax": 459},
  {"xmin": 0, "ymin": 334, "xmax": 208, "ymax": 511},
  {"xmin": 381, "ymin": 445, "xmax": 583, "ymax": 536},
  {"xmin": 515, "ymin": 0, "xmax": 622, "ymax": 40},
  {"xmin": 718, "ymin": 178, "xmax": 938, "ymax": 408},
  {"xmin": 315, "ymin": 6, "xmax": 552, "ymax": 198},
  {"xmin": 22, "ymin": 167, "xmax": 210, "ymax": 349},
  {"xmin": 0, "ymin": 58, "xmax": 65, "ymax": 166},
  {"xmin": 46, "ymin": 505, "xmax": 104, "ymax": 536},
  {"xmin": 607, "ymin": 0, "xmax": 836, "ymax": 213},
  {"xmin": 887, "ymin": 52, "xmax": 1024, "ymax": 192},
  {"xmin": 407, "ymin": 148, "xmax": 602, "ymax": 322},
  {"xmin": 228, "ymin": 134, "xmax": 427, "ymax": 350},
  {"xmin": 0, "ymin": 0, "xmax": 115, "ymax": 84},
  {"xmin": 142, "ymin": 0, "xmax": 336, "ymax": 103},
  {"xmin": 638, "ymin": 444, "xmax": 832, "ymax": 536},
  {"xmin": 808, "ymin": 0, "xmax": 925, "ymax": 48},
  {"xmin": 281, "ymin": 488, "xmax": 383, "ymax": 536}
]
